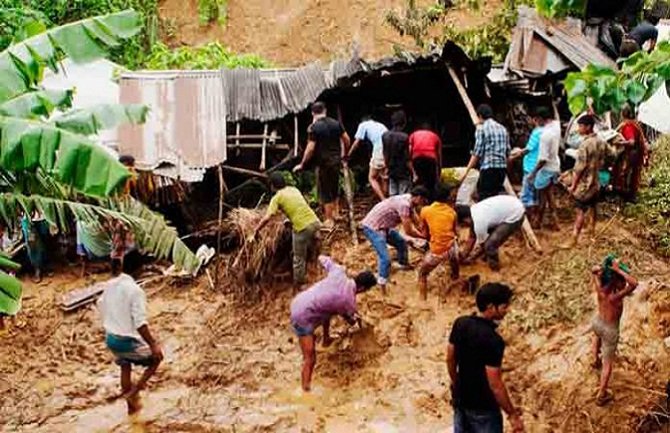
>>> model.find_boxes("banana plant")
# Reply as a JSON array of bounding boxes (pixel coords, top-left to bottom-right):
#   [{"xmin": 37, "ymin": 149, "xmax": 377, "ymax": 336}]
[{"xmin": 0, "ymin": 10, "xmax": 201, "ymax": 274}]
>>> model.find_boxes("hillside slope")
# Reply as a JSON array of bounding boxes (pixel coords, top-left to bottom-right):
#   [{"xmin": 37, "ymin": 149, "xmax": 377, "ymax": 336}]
[{"xmin": 159, "ymin": 0, "xmax": 502, "ymax": 66}]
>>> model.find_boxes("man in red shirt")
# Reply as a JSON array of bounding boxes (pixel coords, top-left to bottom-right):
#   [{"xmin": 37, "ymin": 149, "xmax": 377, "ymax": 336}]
[
  {"xmin": 409, "ymin": 123, "xmax": 442, "ymax": 192},
  {"xmin": 613, "ymin": 105, "xmax": 649, "ymax": 201}
]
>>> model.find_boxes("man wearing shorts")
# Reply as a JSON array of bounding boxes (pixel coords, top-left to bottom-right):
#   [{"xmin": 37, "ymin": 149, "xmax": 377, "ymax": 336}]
[
  {"xmin": 348, "ymin": 115, "xmax": 389, "ymax": 201},
  {"xmin": 527, "ymin": 107, "xmax": 561, "ymax": 230},
  {"xmin": 510, "ymin": 114, "xmax": 542, "ymax": 223},
  {"xmin": 294, "ymin": 102, "xmax": 351, "ymax": 226},
  {"xmin": 590, "ymin": 255, "xmax": 638, "ymax": 406},
  {"xmin": 98, "ymin": 260, "xmax": 163, "ymax": 414},
  {"xmin": 567, "ymin": 115, "xmax": 609, "ymax": 247},
  {"xmin": 418, "ymin": 183, "xmax": 460, "ymax": 300},
  {"xmin": 290, "ymin": 256, "xmax": 376, "ymax": 391}
]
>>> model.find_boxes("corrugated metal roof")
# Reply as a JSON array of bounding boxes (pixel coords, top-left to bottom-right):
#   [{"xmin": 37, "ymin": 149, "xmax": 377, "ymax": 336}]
[
  {"xmin": 118, "ymin": 48, "xmax": 462, "ymax": 173},
  {"xmin": 506, "ymin": 6, "xmax": 616, "ymax": 76}
]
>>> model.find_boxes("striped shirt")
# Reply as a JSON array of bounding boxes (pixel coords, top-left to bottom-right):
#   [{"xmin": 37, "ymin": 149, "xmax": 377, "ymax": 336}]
[
  {"xmin": 361, "ymin": 194, "xmax": 412, "ymax": 231},
  {"xmin": 473, "ymin": 119, "xmax": 511, "ymax": 170}
]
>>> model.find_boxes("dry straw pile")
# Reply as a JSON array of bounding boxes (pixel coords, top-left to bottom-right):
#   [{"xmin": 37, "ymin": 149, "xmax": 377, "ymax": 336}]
[{"xmin": 218, "ymin": 208, "xmax": 291, "ymax": 294}]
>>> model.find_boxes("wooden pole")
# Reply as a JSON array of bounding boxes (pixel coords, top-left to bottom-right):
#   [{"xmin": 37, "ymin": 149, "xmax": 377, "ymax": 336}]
[
  {"xmin": 503, "ymin": 176, "xmax": 542, "ymax": 253},
  {"xmin": 260, "ymin": 124, "xmax": 268, "ymax": 171},
  {"xmin": 447, "ymin": 65, "xmax": 479, "ymax": 125},
  {"xmin": 221, "ymin": 165, "xmax": 269, "ymax": 179},
  {"xmin": 235, "ymin": 122, "xmax": 241, "ymax": 156},
  {"xmin": 335, "ymin": 104, "xmax": 358, "ymax": 244},
  {"xmin": 214, "ymin": 164, "xmax": 227, "ymax": 288},
  {"xmin": 293, "ymin": 114, "xmax": 299, "ymax": 157}
]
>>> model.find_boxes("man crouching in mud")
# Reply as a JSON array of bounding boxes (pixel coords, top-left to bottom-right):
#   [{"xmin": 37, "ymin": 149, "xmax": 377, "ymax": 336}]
[
  {"xmin": 290, "ymin": 255, "xmax": 376, "ymax": 391},
  {"xmin": 591, "ymin": 255, "xmax": 638, "ymax": 406},
  {"xmin": 98, "ymin": 259, "xmax": 163, "ymax": 414}
]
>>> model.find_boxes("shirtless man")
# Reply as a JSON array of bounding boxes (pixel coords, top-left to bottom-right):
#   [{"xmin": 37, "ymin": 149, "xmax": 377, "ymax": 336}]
[{"xmin": 590, "ymin": 255, "xmax": 638, "ymax": 406}]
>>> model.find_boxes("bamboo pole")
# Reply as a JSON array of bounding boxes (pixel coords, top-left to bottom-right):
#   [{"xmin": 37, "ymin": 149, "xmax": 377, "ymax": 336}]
[
  {"xmin": 503, "ymin": 177, "xmax": 542, "ymax": 253},
  {"xmin": 447, "ymin": 65, "xmax": 478, "ymax": 125},
  {"xmin": 221, "ymin": 165, "xmax": 268, "ymax": 179}
]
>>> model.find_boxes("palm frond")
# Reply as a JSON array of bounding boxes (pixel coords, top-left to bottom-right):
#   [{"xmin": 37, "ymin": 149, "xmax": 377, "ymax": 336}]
[
  {"xmin": 0, "ymin": 115, "xmax": 129, "ymax": 196},
  {"xmin": 52, "ymin": 103, "xmax": 148, "ymax": 135},
  {"xmin": 0, "ymin": 89, "xmax": 73, "ymax": 118},
  {"xmin": 0, "ymin": 9, "xmax": 142, "ymax": 103}
]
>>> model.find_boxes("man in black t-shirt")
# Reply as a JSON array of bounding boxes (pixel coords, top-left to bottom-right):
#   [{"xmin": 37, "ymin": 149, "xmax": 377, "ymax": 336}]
[
  {"xmin": 294, "ymin": 102, "xmax": 351, "ymax": 226},
  {"xmin": 383, "ymin": 110, "xmax": 411, "ymax": 196},
  {"xmin": 447, "ymin": 283, "xmax": 524, "ymax": 433}
]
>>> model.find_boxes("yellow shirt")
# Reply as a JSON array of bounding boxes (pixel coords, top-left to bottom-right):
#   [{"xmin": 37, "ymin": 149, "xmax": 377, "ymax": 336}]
[
  {"xmin": 267, "ymin": 186, "xmax": 320, "ymax": 232},
  {"xmin": 420, "ymin": 202, "xmax": 457, "ymax": 255}
]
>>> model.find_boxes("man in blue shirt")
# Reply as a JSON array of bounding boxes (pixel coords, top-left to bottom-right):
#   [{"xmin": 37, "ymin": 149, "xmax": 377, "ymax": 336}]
[
  {"xmin": 348, "ymin": 115, "xmax": 389, "ymax": 201},
  {"xmin": 460, "ymin": 104, "xmax": 511, "ymax": 200}
]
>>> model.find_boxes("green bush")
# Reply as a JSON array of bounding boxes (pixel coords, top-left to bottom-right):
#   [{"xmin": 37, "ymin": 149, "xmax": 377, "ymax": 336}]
[
  {"xmin": 144, "ymin": 42, "xmax": 269, "ymax": 70},
  {"xmin": 626, "ymin": 135, "xmax": 670, "ymax": 255}
]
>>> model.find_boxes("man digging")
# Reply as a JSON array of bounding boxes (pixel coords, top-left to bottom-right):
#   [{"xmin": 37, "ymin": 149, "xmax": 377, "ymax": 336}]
[
  {"xmin": 590, "ymin": 255, "xmax": 638, "ymax": 406},
  {"xmin": 361, "ymin": 186, "xmax": 431, "ymax": 294},
  {"xmin": 98, "ymin": 259, "xmax": 163, "ymax": 414},
  {"xmin": 290, "ymin": 255, "xmax": 376, "ymax": 391}
]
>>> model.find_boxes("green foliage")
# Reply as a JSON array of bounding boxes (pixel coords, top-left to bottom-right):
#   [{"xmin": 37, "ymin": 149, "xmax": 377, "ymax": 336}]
[
  {"xmin": 0, "ymin": 10, "xmax": 200, "ymax": 272},
  {"xmin": 0, "ymin": 0, "xmax": 159, "ymax": 70},
  {"xmin": 145, "ymin": 42, "xmax": 269, "ymax": 70},
  {"xmin": 385, "ymin": 0, "xmax": 448, "ymax": 49},
  {"xmin": 626, "ymin": 135, "xmax": 670, "ymax": 255},
  {"xmin": 564, "ymin": 41, "xmax": 670, "ymax": 115},
  {"xmin": 535, "ymin": 0, "xmax": 586, "ymax": 18},
  {"xmin": 198, "ymin": 0, "xmax": 227, "ymax": 25}
]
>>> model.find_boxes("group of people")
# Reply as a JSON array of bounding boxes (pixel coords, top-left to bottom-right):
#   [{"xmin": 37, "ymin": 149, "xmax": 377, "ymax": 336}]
[{"xmin": 85, "ymin": 99, "xmax": 646, "ymax": 430}]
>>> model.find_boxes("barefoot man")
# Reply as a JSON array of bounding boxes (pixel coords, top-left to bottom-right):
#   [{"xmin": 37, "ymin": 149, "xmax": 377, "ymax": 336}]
[
  {"xmin": 290, "ymin": 255, "xmax": 376, "ymax": 391},
  {"xmin": 590, "ymin": 255, "xmax": 638, "ymax": 406},
  {"xmin": 98, "ymin": 259, "xmax": 163, "ymax": 414}
]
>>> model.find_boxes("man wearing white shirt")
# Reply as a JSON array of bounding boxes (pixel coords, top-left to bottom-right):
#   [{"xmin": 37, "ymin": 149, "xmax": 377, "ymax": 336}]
[
  {"xmin": 348, "ymin": 115, "xmax": 389, "ymax": 201},
  {"xmin": 457, "ymin": 195, "xmax": 526, "ymax": 271},
  {"xmin": 527, "ymin": 107, "xmax": 561, "ymax": 229},
  {"xmin": 98, "ymin": 260, "xmax": 163, "ymax": 414}
]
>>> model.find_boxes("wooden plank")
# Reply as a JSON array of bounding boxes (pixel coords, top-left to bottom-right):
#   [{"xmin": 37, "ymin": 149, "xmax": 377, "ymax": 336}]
[
  {"xmin": 224, "ymin": 143, "xmax": 290, "ymax": 150},
  {"xmin": 221, "ymin": 165, "xmax": 269, "ymax": 179},
  {"xmin": 226, "ymin": 134, "xmax": 283, "ymax": 140},
  {"xmin": 215, "ymin": 164, "xmax": 227, "ymax": 288},
  {"xmin": 447, "ymin": 66, "xmax": 479, "ymax": 125}
]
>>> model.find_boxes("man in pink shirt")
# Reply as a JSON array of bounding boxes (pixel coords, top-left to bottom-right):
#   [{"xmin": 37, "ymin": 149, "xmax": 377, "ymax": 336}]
[{"xmin": 290, "ymin": 256, "xmax": 377, "ymax": 391}]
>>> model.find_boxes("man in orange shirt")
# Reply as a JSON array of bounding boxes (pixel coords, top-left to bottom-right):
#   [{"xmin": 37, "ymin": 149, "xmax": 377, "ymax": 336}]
[{"xmin": 418, "ymin": 183, "xmax": 459, "ymax": 300}]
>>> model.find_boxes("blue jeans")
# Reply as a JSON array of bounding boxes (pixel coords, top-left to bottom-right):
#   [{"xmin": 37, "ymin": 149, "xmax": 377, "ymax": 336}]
[
  {"xmin": 454, "ymin": 407, "xmax": 503, "ymax": 433},
  {"xmin": 362, "ymin": 226, "xmax": 408, "ymax": 285}
]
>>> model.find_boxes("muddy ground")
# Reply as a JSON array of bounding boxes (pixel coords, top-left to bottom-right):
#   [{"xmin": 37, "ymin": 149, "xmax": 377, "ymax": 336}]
[
  {"xmin": 158, "ymin": 0, "xmax": 503, "ymax": 66},
  {"xmin": 2, "ymin": 197, "xmax": 670, "ymax": 433}
]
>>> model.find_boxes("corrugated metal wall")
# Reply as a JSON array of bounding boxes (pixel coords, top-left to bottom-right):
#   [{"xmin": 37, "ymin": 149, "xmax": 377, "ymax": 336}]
[{"xmin": 118, "ymin": 71, "xmax": 227, "ymax": 171}]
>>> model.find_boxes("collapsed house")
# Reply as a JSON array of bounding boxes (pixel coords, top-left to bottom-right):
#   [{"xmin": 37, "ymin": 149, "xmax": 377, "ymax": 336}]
[{"xmin": 117, "ymin": 42, "xmax": 490, "ymax": 207}]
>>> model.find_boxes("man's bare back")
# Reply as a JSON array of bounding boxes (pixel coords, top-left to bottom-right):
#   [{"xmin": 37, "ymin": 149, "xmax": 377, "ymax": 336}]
[{"xmin": 593, "ymin": 260, "xmax": 638, "ymax": 324}]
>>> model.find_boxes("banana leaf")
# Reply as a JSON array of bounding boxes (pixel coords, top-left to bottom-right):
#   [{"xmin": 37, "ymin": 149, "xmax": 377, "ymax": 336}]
[
  {"xmin": 52, "ymin": 104, "xmax": 149, "ymax": 135},
  {"xmin": 0, "ymin": 89, "xmax": 73, "ymax": 119},
  {"xmin": 0, "ymin": 193, "xmax": 142, "ymax": 234},
  {"xmin": 103, "ymin": 197, "xmax": 201, "ymax": 273},
  {"xmin": 0, "ymin": 270, "xmax": 22, "ymax": 316},
  {"xmin": 0, "ymin": 116, "xmax": 129, "ymax": 196},
  {"xmin": 0, "ymin": 10, "xmax": 142, "ymax": 103}
]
